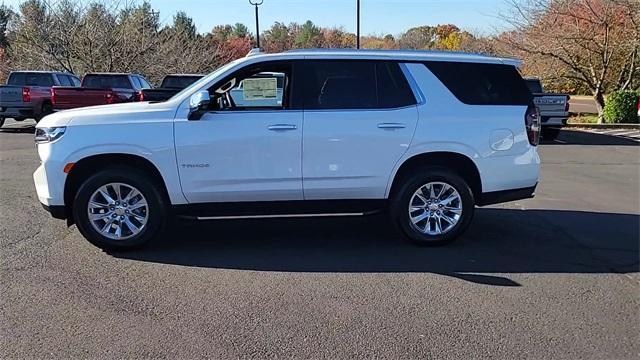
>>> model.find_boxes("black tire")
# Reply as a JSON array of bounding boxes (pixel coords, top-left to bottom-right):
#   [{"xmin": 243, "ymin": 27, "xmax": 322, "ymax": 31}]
[
  {"xmin": 72, "ymin": 166, "xmax": 167, "ymax": 251},
  {"xmin": 0, "ymin": 117, "xmax": 4, "ymax": 128},
  {"xmin": 35, "ymin": 102, "xmax": 53, "ymax": 122},
  {"xmin": 390, "ymin": 167, "xmax": 475, "ymax": 246},
  {"xmin": 542, "ymin": 127, "xmax": 561, "ymax": 141}
]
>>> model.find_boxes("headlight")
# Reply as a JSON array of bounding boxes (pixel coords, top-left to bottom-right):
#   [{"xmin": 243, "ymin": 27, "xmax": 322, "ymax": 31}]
[{"xmin": 35, "ymin": 127, "xmax": 66, "ymax": 144}]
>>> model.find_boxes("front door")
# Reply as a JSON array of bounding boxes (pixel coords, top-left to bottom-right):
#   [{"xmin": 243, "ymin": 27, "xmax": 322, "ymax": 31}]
[{"xmin": 174, "ymin": 61, "xmax": 303, "ymax": 203}]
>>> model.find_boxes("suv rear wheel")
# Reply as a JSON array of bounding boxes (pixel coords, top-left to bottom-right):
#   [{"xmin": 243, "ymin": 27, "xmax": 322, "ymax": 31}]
[
  {"xmin": 391, "ymin": 167, "xmax": 474, "ymax": 246},
  {"xmin": 73, "ymin": 167, "xmax": 167, "ymax": 251}
]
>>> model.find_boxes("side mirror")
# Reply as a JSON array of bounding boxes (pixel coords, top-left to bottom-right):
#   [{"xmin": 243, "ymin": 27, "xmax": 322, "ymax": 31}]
[{"xmin": 188, "ymin": 91, "xmax": 210, "ymax": 120}]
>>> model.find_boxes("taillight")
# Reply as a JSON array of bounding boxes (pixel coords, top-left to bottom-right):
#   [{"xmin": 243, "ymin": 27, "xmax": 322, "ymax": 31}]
[
  {"xmin": 565, "ymin": 95, "xmax": 570, "ymax": 112},
  {"xmin": 22, "ymin": 87, "xmax": 31, "ymax": 102},
  {"xmin": 50, "ymin": 88, "xmax": 56, "ymax": 105},
  {"xmin": 135, "ymin": 90, "xmax": 144, "ymax": 102},
  {"xmin": 525, "ymin": 105, "xmax": 541, "ymax": 146},
  {"xmin": 105, "ymin": 90, "xmax": 114, "ymax": 104}
]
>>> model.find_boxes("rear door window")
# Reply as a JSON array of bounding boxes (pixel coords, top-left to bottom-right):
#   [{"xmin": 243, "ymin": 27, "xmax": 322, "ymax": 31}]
[
  {"xmin": 303, "ymin": 61, "xmax": 376, "ymax": 110},
  {"xmin": 302, "ymin": 61, "xmax": 417, "ymax": 110},
  {"xmin": 424, "ymin": 61, "xmax": 532, "ymax": 106},
  {"xmin": 377, "ymin": 62, "xmax": 417, "ymax": 108}
]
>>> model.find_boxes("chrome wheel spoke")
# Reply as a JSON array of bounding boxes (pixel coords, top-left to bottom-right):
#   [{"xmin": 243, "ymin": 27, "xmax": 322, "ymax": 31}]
[
  {"xmin": 435, "ymin": 183, "xmax": 449, "ymax": 200},
  {"xmin": 439, "ymin": 193, "xmax": 458, "ymax": 206},
  {"xmin": 98, "ymin": 186, "xmax": 116, "ymax": 204},
  {"xmin": 439, "ymin": 213, "xmax": 457, "ymax": 227},
  {"xmin": 89, "ymin": 212, "xmax": 110, "ymax": 221},
  {"xmin": 411, "ymin": 211, "xmax": 429, "ymax": 224},
  {"xmin": 434, "ymin": 215, "xmax": 443, "ymax": 234},
  {"xmin": 123, "ymin": 217, "xmax": 140, "ymax": 233},
  {"xmin": 123, "ymin": 188, "xmax": 140, "ymax": 203},
  {"xmin": 129, "ymin": 200, "xmax": 147, "ymax": 211},
  {"xmin": 445, "ymin": 206, "xmax": 462, "ymax": 215}
]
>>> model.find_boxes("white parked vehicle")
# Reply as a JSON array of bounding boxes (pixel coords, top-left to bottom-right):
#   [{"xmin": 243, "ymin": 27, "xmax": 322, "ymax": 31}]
[{"xmin": 33, "ymin": 49, "xmax": 541, "ymax": 250}]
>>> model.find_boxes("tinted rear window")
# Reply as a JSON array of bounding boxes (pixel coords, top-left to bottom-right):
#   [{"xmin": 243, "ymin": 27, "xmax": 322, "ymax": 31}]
[
  {"xmin": 161, "ymin": 76, "xmax": 202, "ymax": 89},
  {"xmin": 82, "ymin": 75, "xmax": 132, "ymax": 89},
  {"xmin": 424, "ymin": 62, "xmax": 532, "ymax": 106},
  {"xmin": 8, "ymin": 72, "xmax": 54, "ymax": 86},
  {"xmin": 302, "ymin": 61, "xmax": 416, "ymax": 110}
]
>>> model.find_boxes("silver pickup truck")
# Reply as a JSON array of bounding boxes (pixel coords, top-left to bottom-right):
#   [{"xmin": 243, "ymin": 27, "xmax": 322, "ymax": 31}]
[
  {"xmin": 525, "ymin": 78, "xmax": 570, "ymax": 140},
  {"xmin": 0, "ymin": 71, "xmax": 80, "ymax": 128}
]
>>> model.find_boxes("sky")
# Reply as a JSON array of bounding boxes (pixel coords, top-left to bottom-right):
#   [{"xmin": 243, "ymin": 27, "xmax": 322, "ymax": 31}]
[{"xmin": 1, "ymin": 0, "xmax": 513, "ymax": 36}]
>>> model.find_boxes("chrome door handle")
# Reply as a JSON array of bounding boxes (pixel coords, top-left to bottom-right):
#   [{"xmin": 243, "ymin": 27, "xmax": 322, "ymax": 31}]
[
  {"xmin": 377, "ymin": 123, "xmax": 406, "ymax": 129},
  {"xmin": 268, "ymin": 124, "xmax": 297, "ymax": 131}
]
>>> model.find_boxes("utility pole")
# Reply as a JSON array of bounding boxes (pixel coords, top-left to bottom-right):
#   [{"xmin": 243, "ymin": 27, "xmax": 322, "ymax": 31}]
[
  {"xmin": 249, "ymin": 0, "xmax": 264, "ymax": 48},
  {"xmin": 356, "ymin": 0, "xmax": 360, "ymax": 49}
]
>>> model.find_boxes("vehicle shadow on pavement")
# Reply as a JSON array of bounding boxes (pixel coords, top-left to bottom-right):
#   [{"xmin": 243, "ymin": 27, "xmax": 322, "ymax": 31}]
[
  {"xmin": 113, "ymin": 208, "xmax": 639, "ymax": 286},
  {"xmin": 542, "ymin": 129, "xmax": 639, "ymax": 146}
]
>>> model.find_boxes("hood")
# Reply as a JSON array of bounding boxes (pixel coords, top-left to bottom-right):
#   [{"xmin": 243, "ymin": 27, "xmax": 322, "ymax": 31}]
[{"xmin": 37, "ymin": 101, "xmax": 175, "ymax": 128}]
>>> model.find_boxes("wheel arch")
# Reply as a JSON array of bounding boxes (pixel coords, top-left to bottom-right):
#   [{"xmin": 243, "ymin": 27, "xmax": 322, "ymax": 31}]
[
  {"xmin": 387, "ymin": 151, "xmax": 482, "ymax": 200},
  {"xmin": 63, "ymin": 153, "xmax": 170, "ymax": 222}
]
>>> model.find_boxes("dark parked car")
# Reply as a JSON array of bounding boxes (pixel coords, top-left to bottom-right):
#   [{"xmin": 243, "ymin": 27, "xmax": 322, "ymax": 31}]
[
  {"xmin": 51, "ymin": 73, "xmax": 152, "ymax": 111},
  {"xmin": 139, "ymin": 74, "xmax": 204, "ymax": 102},
  {"xmin": 0, "ymin": 71, "xmax": 80, "ymax": 127}
]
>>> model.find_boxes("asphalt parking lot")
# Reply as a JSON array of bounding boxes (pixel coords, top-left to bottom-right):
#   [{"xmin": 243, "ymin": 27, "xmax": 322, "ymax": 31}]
[{"xmin": 1, "ymin": 119, "xmax": 638, "ymax": 359}]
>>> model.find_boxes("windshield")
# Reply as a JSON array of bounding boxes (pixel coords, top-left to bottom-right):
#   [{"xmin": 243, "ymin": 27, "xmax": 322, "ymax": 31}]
[{"xmin": 167, "ymin": 58, "xmax": 247, "ymax": 102}]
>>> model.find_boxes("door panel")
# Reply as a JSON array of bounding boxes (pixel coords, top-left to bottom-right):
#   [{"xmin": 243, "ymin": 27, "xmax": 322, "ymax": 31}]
[
  {"xmin": 302, "ymin": 106, "xmax": 418, "ymax": 199},
  {"xmin": 175, "ymin": 111, "xmax": 303, "ymax": 203}
]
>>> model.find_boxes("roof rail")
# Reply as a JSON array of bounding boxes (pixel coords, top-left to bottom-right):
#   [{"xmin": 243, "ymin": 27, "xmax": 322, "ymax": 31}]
[{"xmin": 246, "ymin": 48, "xmax": 263, "ymax": 57}]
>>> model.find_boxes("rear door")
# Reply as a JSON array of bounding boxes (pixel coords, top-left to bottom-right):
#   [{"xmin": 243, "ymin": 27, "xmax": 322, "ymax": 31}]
[{"xmin": 301, "ymin": 60, "xmax": 419, "ymax": 199}]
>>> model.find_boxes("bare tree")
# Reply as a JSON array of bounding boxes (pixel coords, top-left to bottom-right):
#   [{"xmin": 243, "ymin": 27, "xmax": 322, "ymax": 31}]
[{"xmin": 500, "ymin": 0, "xmax": 640, "ymax": 120}]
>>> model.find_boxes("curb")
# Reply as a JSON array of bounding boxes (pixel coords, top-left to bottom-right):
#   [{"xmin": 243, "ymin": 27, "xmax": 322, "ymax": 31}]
[{"xmin": 564, "ymin": 123, "xmax": 640, "ymax": 130}]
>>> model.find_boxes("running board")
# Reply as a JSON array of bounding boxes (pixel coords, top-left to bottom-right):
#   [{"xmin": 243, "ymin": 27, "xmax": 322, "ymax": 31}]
[{"xmin": 195, "ymin": 212, "xmax": 366, "ymax": 220}]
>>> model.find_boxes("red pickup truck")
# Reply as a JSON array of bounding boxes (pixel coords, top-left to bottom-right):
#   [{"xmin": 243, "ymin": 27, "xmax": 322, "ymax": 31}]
[{"xmin": 51, "ymin": 73, "xmax": 152, "ymax": 111}]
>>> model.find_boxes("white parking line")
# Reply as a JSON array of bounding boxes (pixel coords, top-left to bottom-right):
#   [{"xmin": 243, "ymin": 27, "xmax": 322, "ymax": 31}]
[{"xmin": 571, "ymin": 128, "xmax": 640, "ymax": 142}]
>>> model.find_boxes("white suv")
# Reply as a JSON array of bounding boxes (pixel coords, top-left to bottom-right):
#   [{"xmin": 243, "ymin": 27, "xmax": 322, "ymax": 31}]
[{"xmin": 33, "ymin": 50, "xmax": 541, "ymax": 250}]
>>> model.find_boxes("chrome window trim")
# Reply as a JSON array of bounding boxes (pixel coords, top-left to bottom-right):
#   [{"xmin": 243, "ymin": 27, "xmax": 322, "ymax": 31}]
[{"xmin": 399, "ymin": 63, "xmax": 426, "ymax": 105}]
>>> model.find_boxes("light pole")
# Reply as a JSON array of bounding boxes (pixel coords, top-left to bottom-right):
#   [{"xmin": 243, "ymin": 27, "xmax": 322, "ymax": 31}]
[
  {"xmin": 356, "ymin": 0, "xmax": 360, "ymax": 49},
  {"xmin": 249, "ymin": 0, "xmax": 264, "ymax": 48}
]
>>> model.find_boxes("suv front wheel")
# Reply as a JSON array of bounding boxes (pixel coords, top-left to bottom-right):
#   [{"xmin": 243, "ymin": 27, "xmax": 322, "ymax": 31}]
[
  {"xmin": 391, "ymin": 168, "xmax": 474, "ymax": 246},
  {"xmin": 73, "ymin": 167, "xmax": 167, "ymax": 251}
]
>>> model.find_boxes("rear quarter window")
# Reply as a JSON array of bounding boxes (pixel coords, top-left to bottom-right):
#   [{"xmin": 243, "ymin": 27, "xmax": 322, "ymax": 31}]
[{"xmin": 424, "ymin": 62, "xmax": 532, "ymax": 106}]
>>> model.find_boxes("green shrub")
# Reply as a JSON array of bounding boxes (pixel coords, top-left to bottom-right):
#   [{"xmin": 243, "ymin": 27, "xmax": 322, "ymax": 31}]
[{"xmin": 603, "ymin": 90, "xmax": 639, "ymax": 124}]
